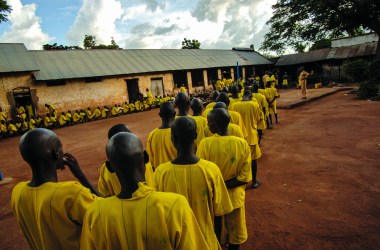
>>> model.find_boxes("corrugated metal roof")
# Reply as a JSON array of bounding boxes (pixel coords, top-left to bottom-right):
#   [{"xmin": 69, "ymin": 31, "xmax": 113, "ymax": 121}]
[
  {"xmin": 31, "ymin": 49, "xmax": 257, "ymax": 81},
  {"xmin": 276, "ymin": 42, "xmax": 377, "ymax": 66},
  {"xmin": 0, "ymin": 43, "xmax": 39, "ymax": 73},
  {"xmin": 232, "ymin": 47, "xmax": 273, "ymax": 65}
]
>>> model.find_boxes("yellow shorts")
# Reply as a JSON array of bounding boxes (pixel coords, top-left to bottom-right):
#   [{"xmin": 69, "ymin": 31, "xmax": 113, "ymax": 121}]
[
  {"xmin": 225, "ymin": 206, "xmax": 248, "ymax": 245},
  {"xmin": 250, "ymin": 144, "xmax": 262, "ymax": 160}
]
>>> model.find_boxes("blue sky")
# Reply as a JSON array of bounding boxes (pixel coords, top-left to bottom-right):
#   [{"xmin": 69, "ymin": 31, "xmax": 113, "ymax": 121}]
[{"xmin": 0, "ymin": 0, "xmax": 276, "ymax": 50}]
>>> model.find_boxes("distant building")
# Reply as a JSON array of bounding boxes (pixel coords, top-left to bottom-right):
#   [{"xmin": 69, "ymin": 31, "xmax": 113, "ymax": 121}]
[
  {"xmin": 0, "ymin": 43, "xmax": 273, "ymax": 118},
  {"xmin": 275, "ymin": 34, "xmax": 378, "ymax": 85}
]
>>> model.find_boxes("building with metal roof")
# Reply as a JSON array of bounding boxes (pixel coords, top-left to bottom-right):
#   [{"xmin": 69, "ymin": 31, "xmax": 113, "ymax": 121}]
[
  {"xmin": 0, "ymin": 43, "xmax": 273, "ymax": 118},
  {"xmin": 276, "ymin": 42, "xmax": 377, "ymax": 66}
]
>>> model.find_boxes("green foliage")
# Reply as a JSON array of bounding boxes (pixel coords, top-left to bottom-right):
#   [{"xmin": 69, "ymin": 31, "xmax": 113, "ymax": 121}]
[
  {"xmin": 182, "ymin": 38, "xmax": 201, "ymax": 49},
  {"xmin": 0, "ymin": 0, "xmax": 11, "ymax": 23},
  {"xmin": 309, "ymin": 39, "xmax": 332, "ymax": 51},
  {"xmin": 342, "ymin": 60, "xmax": 370, "ymax": 82},
  {"xmin": 83, "ymin": 35, "xmax": 120, "ymax": 49},
  {"xmin": 43, "ymin": 43, "xmax": 82, "ymax": 50},
  {"xmin": 83, "ymin": 35, "xmax": 97, "ymax": 49},
  {"xmin": 357, "ymin": 80, "xmax": 379, "ymax": 99},
  {"xmin": 261, "ymin": 0, "xmax": 380, "ymax": 56}
]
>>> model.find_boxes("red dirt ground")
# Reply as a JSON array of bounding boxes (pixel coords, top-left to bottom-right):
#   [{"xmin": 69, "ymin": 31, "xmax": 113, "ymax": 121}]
[{"xmin": 1, "ymin": 90, "xmax": 379, "ymax": 249}]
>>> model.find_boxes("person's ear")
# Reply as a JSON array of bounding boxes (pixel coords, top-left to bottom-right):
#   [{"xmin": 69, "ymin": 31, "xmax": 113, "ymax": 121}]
[
  {"xmin": 52, "ymin": 149, "xmax": 59, "ymax": 160},
  {"xmin": 105, "ymin": 160, "xmax": 114, "ymax": 173},
  {"xmin": 143, "ymin": 150, "xmax": 149, "ymax": 164}
]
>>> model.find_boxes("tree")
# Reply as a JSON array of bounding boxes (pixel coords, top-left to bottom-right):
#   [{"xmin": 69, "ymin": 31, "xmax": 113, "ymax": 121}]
[
  {"xmin": 83, "ymin": 35, "xmax": 96, "ymax": 49},
  {"xmin": 261, "ymin": 0, "xmax": 380, "ymax": 58},
  {"xmin": 0, "ymin": 0, "xmax": 11, "ymax": 23},
  {"xmin": 43, "ymin": 43, "xmax": 82, "ymax": 50},
  {"xmin": 83, "ymin": 36, "xmax": 120, "ymax": 50},
  {"xmin": 182, "ymin": 38, "xmax": 201, "ymax": 49},
  {"xmin": 309, "ymin": 39, "xmax": 332, "ymax": 51}
]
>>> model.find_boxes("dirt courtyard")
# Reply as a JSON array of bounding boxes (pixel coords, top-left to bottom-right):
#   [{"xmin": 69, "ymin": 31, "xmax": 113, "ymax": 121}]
[{"xmin": 0, "ymin": 90, "xmax": 379, "ymax": 249}]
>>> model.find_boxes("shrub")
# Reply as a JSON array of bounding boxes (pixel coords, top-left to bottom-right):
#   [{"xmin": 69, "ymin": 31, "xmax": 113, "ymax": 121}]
[
  {"xmin": 357, "ymin": 80, "xmax": 379, "ymax": 99},
  {"xmin": 342, "ymin": 59, "xmax": 370, "ymax": 82}
]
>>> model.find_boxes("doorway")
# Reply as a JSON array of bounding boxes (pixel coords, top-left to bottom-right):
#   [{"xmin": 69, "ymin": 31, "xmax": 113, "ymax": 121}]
[
  {"xmin": 126, "ymin": 78, "xmax": 140, "ymax": 103},
  {"xmin": 12, "ymin": 87, "xmax": 35, "ymax": 118},
  {"xmin": 150, "ymin": 78, "xmax": 164, "ymax": 97}
]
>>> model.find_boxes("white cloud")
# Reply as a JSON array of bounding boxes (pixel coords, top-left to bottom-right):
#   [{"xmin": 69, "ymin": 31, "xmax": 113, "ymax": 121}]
[
  {"xmin": 116, "ymin": 0, "xmax": 276, "ymax": 49},
  {"xmin": 0, "ymin": 0, "xmax": 53, "ymax": 49},
  {"xmin": 66, "ymin": 0, "xmax": 123, "ymax": 46}
]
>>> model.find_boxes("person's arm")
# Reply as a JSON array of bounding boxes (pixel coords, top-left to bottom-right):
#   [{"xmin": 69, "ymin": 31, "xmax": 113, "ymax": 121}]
[
  {"xmin": 63, "ymin": 153, "xmax": 102, "ymax": 197},
  {"xmin": 214, "ymin": 215, "xmax": 223, "ymax": 241},
  {"xmin": 225, "ymin": 177, "xmax": 248, "ymax": 189}
]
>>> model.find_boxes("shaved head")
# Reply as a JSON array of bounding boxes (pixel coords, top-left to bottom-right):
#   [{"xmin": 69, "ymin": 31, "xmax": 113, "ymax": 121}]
[
  {"xmin": 211, "ymin": 90, "xmax": 220, "ymax": 101},
  {"xmin": 190, "ymin": 98, "xmax": 203, "ymax": 114},
  {"xmin": 159, "ymin": 101, "xmax": 176, "ymax": 118},
  {"xmin": 216, "ymin": 92, "xmax": 230, "ymax": 106},
  {"xmin": 171, "ymin": 116, "xmax": 197, "ymax": 147},
  {"xmin": 213, "ymin": 102, "xmax": 227, "ymax": 110},
  {"xmin": 243, "ymin": 90, "xmax": 252, "ymax": 100},
  {"xmin": 208, "ymin": 108, "xmax": 230, "ymax": 134},
  {"xmin": 108, "ymin": 124, "xmax": 132, "ymax": 139},
  {"xmin": 19, "ymin": 128, "xmax": 63, "ymax": 169},
  {"xmin": 106, "ymin": 132, "xmax": 145, "ymax": 180},
  {"xmin": 231, "ymin": 85, "xmax": 239, "ymax": 96}
]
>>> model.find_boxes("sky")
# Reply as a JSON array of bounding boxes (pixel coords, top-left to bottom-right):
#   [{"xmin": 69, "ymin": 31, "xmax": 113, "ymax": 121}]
[{"xmin": 0, "ymin": 0, "xmax": 277, "ymax": 50}]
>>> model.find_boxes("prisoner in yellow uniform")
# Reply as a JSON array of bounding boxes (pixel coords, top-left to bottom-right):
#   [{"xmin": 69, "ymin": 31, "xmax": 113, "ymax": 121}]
[
  {"xmin": 252, "ymin": 92, "xmax": 267, "ymax": 130},
  {"xmin": 230, "ymin": 95, "xmax": 262, "ymax": 160},
  {"xmin": 155, "ymin": 159, "xmax": 233, "ymax": 249},
  {"xmin": 59, "ymin": 113, "xmax": 67, "ymax": 126},
  {"xmin": 122, "ymin": 102, "xmax": 130, "ymax": 114},
  {"xmin": 17, "ymin": 105, "xmax": 27, "ymax": 120},
  {"xmin": 197, "ymin": 134, "xmax": 252, "ymax": 245},
  {"xmin": 65, "ymin": 111, "xmax": 72, "ymax": 125},
  {"xmin": 146, "ymin": 128, "xmax": 176, "ymax": 170},
  {"xmin": 299, "ymin": 68, "xmax": 310, "ymax": 99},
  {"xmin": 101, "ymin": 106, "xmax": 109, "ymax": 118},
  {"xmin": 93, "ymin": 107, "xmax": 101, "ymax": 119},
  {"xmin": 29, "ymin": 117, "xmax": 36, "ymax": 129},
  {"xmin": 0, "ymin": 108, "xmax": 7, "ymax": 122},
  {"xmin": 204, "ymin": 123, "xmax": 244, "ymax": 138},
  {"xmin": 146, "ymin": 89, "xmax": 153, "ymax": 105},
  {"xmin": 81, "ymin": 183, "xmax": 208, "ymax": 250},
  {"xmin": 265, "ymin": 84, "xmax": 279, "ymax": 124},
  {"xmin": 72, "ymin": 111, "xmax": 81, "ymax": 123},
  {"xmin": 98, "ymin": 161, "xmax": 154, "ymax": 197},
  {"xmin": 8, "ymin": 122, "xmax": 17, "ymax": 135},
  {"xmin": 11, "ymin": 181, "xmax": 97, "ymax": 250}
]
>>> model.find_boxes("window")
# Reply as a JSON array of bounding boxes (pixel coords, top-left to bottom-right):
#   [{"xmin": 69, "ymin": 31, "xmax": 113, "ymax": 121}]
[{"xmin": 46, "ymin": 80, "xmax": 66, "ymax": 86}]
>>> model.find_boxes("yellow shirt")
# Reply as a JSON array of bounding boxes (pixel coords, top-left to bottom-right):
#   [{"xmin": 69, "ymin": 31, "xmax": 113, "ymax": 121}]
[
  {"xmin": 81, "ymin": 183, "xmax": 209, "ymax": 250},
  {"xmin": 44, "ymin": 116, "xmax": 52, "ymax": 127},
  {"xmin": 101, "ymin": 108, "xmax": 109, "ymax": 118},
  {"xmin": 29, "ymin": 119, "xmax": 36, "ymax": 129},
  {"xmin": 0, "ymin": 123, "xmax": 6, "ymax": 133},
  {"xmin": 122, "ymin": 103, "xmax": 130, "ymax": 113},
  {"xmin": 155, "ymin": 159, "xmax": 233, "ymax": 249},
  {"xmin": 147, "ymin": 91, "xmax": 153, "ymax": 105},
  {"xmin": 230, "ymin": 101, "xmax": 261, "ymax": 145},
  {"xmin": 204, "ymin": 123, "xmax": 244, "ymax": 138},
  {"xmin": 65, "ymin": 112, "xmax": 72, "ymax": 121},
  {"xmin": 228, "ymin": 97, "xmax": 241, "ymax": 109},
  {"xmin": 8, "ymin": 123, "xmax": 17, "ymax": 134},
  {"xmin": 190, "ymin": 115, "xmax": 207, "ymax": 131},
  {"xmin": 0, "ymin": 111, "xmax": 7, "ymax": 122},
  {"xmin": 111, "ymin": 106, "xmax": 119, "ymax": 115},
  {"xmin": 93, "ymin": 109, "xmax": 101, "ymax": 118},
  {"xmin": 146, "ymin": 128, "xmax": 177, "ymax": 170},
  {"xmin": 11, "ymin": 181, "xmax": 98, "ymax": 250},
  {"xmin": 98, "ymin": 162, "xmax": 155, "ymax": 197},
  {"xmin": 196, "ymin": 135, "xmax": 252, "ymax": 209},
  {"xmin": 205, "ymin": 102, "xmax": 216, "ymax": 110},
  {"xmin": 229, "ymin": 110, "xmax": 247, "ymax": 137},
  {"xmin": 202, "ymin": 107, "xmax": 212, "ymax": 118},
  {"xmin": 59, "ymin": 115, "xmax": 67, "ymax": 126},
  {"xmin": 73, "ymin": 113, "xmax": 80, "ymax": 123}
]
